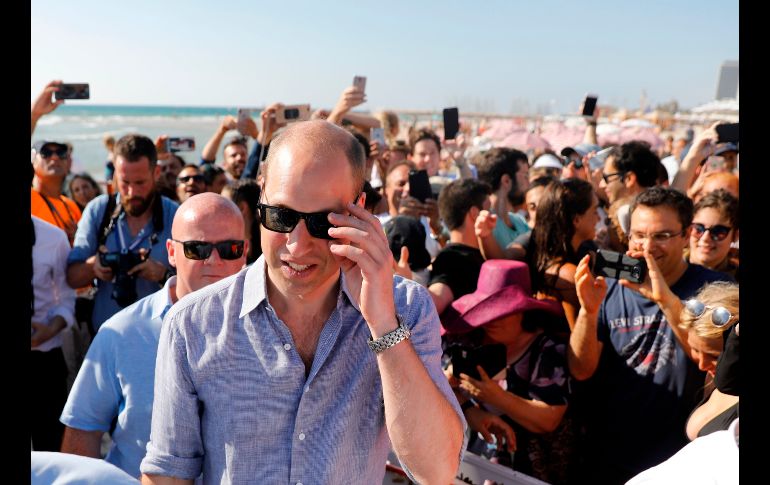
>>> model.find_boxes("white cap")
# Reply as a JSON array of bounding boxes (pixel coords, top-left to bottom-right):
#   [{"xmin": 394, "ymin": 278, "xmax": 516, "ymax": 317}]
[{"xmin": 532, "ymin": 154, "xmax": 563, "ymax": 170}]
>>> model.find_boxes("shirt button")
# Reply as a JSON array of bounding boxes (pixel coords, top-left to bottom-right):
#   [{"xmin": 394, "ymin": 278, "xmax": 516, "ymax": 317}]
[
  {"xmin": 284, "ymin": 343, "xmax": 292, "ymax": 351},
  {"xmin": 296, "ymin": 482, "xmax": 303, "ymax": 485},
  {"xmin": 298, "ymin": 433, "xmax": 306, "ymax": 441}
]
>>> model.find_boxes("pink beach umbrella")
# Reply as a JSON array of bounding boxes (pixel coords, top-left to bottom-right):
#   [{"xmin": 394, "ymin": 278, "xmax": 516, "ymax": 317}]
[
  {"xmin": 497, "ymin": 130, "xmax": 552, "ymax": 151},
  {"xmin": 618, "ymin": 127, "xmax": 663, "ymax": 150},
  {"xmin": 539, "ymin": 122, "xmax": 585, "ymax": 153}
]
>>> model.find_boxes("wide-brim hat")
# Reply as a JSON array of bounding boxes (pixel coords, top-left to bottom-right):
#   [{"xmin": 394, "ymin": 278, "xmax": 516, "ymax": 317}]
[{"xmin": 440, "ymin": 259, "xmax": 564, "ymax": 335}]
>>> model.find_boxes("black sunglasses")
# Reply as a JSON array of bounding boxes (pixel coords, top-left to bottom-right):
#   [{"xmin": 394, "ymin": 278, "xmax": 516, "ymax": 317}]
[
  {"xmin": 691, "ymin": 223, "xmax": 732, "ymax": 242},
  {"xmin": 178, "ymin": 174, "xmax": 205, "ymax": 184},
  {"xmin": 257, "ymin": 203, "xmax": 337, "ymax": 240},
  {"xmin": 39, "ymin": 146, "xmax": 69, "ymax": 159},
  {"xmin": 171, "ymin": 239, "xmax": 245, "ymax": 260}
]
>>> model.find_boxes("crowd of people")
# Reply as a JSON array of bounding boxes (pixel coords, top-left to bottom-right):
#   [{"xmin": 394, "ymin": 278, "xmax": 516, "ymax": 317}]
[{"xmin": 30, "ymin": 79, "xmax": 739, "ymax": 485}]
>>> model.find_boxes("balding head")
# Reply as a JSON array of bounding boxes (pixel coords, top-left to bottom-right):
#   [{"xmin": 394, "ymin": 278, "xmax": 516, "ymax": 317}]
[
  {"xmin": 167, "ymin": 193, "xmax": 247, "ymax": 300},
  {"xmin": 262, "ymin": 120, "xmax": 366, "ymax": 199}
]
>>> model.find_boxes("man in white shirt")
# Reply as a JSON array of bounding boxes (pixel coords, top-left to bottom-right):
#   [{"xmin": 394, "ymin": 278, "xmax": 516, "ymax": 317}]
[{"xmin": 31, "ymin": 215, "xmax": 76, "ymax": 451}]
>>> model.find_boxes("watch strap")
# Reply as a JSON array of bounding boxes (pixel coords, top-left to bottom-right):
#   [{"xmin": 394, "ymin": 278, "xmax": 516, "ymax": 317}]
[{"xmin": 368, "ymin": 314, "xmax": 411, "ymax": 354}]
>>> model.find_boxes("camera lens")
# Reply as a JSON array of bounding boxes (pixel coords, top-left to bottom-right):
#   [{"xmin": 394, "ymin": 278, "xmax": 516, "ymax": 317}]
[{"xmin": 285, "ymin": 109, "xmax": 299, "ymax": 119}]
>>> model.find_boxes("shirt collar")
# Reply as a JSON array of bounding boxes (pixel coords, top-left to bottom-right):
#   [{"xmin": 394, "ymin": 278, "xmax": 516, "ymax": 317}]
[
  {"xmin": 153, "ymin": 276, "xmax": 176, "ymax": 321},
  {"xmin": 239, "ymin": 255, "xmax": 360, "ymax": 319}
]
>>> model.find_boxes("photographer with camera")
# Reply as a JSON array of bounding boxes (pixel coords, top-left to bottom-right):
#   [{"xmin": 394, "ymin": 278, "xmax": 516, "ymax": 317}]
[{"xmin": 67, "ymin": 134, "xmax": 178, "ymax": 332}]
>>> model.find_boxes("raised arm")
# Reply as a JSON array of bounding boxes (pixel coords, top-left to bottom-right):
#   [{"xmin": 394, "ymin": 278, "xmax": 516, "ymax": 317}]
[
  {"xmin": 201, "ymin": 116, "xmax": 237, "ymax": 163},
  {"xmin": 340, "ymin": 111, "xmax": 381, "ymax": 130},
  {"xmin": 568, "ymin": 255, "xmax": 607, "ymax": 380},
  {"xmin": 327, "ymin": 85, "xmax": 366, "ymax": 125},
  {"xmin": 475, "ymin": 210, "xmax": 506, "ymax": 260},
  {"xmin": 327, "ymin": 202, "xmax": 463, "ymax": 484},
  {"xmin": 31, "ymin": 80, "xmax": 64, "ymax": 136},
  {"xmin": 671, "ymin": 122, "xmax": 720, "ymax": 194}
]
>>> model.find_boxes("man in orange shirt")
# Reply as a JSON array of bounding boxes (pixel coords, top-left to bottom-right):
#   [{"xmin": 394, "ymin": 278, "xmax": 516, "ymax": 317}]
[
  {"xmin": 31, "ymin": 80, "xmax": 82, "ymax": 244},
  {"xmin": 31, "ymin": 140, "xmax": 82, "ymax": 244}
]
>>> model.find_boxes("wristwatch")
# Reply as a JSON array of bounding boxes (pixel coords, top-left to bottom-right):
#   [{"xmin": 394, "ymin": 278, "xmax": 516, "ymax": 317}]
[{"xmin": 368, "ymin": 314, "xmax": 411, "ymax": 354}]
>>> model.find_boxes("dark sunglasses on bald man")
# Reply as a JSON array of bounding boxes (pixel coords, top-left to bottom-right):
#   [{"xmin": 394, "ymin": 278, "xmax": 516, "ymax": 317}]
[
  {"xmin": 39, "ymin": 146, "xmax": 69, "ymax": 159},
  {"xmin": 171, "ymin": 239, "xmax": 245, "ymax": 260},
  {"xmin": 690, "ymin": 223, "xmax": 732, "ymax": 242},
  {"xmin": 685, "ymin": 299, "xmax": 735, "ymax": 328}
]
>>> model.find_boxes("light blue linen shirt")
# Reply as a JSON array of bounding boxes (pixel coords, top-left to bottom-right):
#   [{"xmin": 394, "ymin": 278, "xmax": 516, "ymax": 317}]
[
  {"xmin": 141, "ymin": 255, "xmax": 465, "ymax": 484},
  {"xmin": 60, "ymin": 277, "xmax": 175, "ymax": 478}
]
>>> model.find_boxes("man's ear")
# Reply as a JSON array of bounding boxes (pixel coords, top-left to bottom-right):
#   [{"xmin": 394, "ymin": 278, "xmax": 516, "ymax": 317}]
[
  {"xmin": 500, "ymin": 173, "xmax": 512, "ymax": 190},
  {"xmin": 166, "ymin": 239, "xmax": 177, "ymax": 268},
  {"xmin": 153, "ymin": 164, "xmax": 162, "ymax": 182},
  {"xmin": 623, "ymin": 171, "xmax": 637, "ymax": 189},
  {"xmin": 357, "ymin": 191, "xmax": 367, "ymax": 208}
]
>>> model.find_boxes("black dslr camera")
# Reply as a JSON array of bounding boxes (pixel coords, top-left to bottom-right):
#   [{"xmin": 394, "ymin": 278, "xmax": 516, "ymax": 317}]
[{"xmin": 99, "ymin": 251, "xmax": 148, "ymax": 307}]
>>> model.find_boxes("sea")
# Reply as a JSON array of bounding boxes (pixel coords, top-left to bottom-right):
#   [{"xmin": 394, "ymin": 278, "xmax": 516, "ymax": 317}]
[{"xmin": 33, "ymin": 104, "xmax": 262, "ymax": 182}]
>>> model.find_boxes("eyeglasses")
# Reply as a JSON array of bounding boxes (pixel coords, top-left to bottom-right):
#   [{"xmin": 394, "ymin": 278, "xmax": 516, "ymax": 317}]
[
  {"xmin": 691, "ymin": 223, "xmax": 732, "ymax": 242},
  {"xmin": 39, "ymin": 146, "xmax": 69, "ymax": 159},
  {"xmin": 602, "ymin": 171, "xmax": 626, "ymax": 184},
  {"xmin": 684, "ymin": 299, "xmax": 735, "ymax": 328},
  {"xmin": 171, "ymin": 239, "xmax": 245, "ymax": 260},
  {"xmin": 628, "ymin": 230, "xmax": 684, "ymax": 245},
  {"xmin": 178, "ymin": 174, "xmax": 205, "ymax": 184}
]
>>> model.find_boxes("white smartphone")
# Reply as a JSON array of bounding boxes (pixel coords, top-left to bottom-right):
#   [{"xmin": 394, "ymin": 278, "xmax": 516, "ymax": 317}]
[{"xmin": 370, "ymin": 127, "xmax": 386, "ymax": 146}]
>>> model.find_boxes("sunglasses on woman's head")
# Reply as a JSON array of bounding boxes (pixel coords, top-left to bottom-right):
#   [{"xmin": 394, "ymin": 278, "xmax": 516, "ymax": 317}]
[
  {"xmin": 691, "ymin": 223, "xmax": 732, "ymax": 242},
  {"xmin": 684, "ymin": 299, "xmax": 735, "ymax": 327},
  {"xmin": 171, "ymin": 239, "xmax": 245, "ymax": 260}
]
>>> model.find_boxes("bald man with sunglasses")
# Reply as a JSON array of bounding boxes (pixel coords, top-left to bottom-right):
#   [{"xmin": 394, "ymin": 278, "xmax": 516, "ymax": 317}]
[
  {"xmin": 141, "ymin": 120, "xmax": 465, "ymax": 485},
  {"xmin": 59, "ymin": 193, "xmax": 247, "ymax": 479}
]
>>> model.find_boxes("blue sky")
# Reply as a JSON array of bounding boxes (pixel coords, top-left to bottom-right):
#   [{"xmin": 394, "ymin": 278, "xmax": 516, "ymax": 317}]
[{"xmin": 31, "ymin": 0, "xmax": 738, "ymax": 114}]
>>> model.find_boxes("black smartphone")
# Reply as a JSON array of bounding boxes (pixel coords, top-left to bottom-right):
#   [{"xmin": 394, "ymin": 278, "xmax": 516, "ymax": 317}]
[
  {"xmin": 450, "ymin": 343, "xmax": 507, "ymax": 380},
  {"xmin": 55, "ymin": 83, "xmax": 90, "ymax": 100},
  {"xmin": 582, "ymin": 94, "xmax": 598, "ymax": 117},
  {"xmin": 167, "ymin": 137, "xmax": 196, "ymax": 153},
  {"xmin": 591, "ymin": 249, "xmax": 647, "ymax": 284},
  {"xmin": 443, "ymin": 107, "xmax": 460, "ymax": 140},
  {"xmin": 408, "ymin": 169, "xmax": 432, "ymax": 203},
  {"xmin": 715, "ymin": 123, "xmax": 739, "ymax": 144}
]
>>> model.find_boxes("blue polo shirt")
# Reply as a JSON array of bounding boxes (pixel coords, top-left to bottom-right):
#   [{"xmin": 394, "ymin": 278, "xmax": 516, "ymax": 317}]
[
  {"xmin": 68, "ymin": 193, "xmax": 178, "ymax": 330},
  {"xmin": 60, "ymin": 278, "xmax": 175, "ymax": 478}
]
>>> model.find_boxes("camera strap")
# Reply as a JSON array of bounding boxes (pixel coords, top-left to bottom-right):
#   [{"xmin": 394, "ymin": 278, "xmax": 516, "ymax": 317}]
[{"xmin": 97, "ymin": 193, "xmax": 166, "ymax": 251}]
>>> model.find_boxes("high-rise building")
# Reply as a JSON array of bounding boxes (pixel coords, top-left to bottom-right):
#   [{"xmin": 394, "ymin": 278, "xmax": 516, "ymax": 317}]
[{"xmin": 715, "ymin": 60, "xmax": 739, "ymax": 100}]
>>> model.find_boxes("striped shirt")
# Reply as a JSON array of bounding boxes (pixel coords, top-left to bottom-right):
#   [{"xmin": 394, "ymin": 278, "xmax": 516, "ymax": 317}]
[{"xmin": 141, "ymin": 255, "xmax": 465, "ymax": 484}]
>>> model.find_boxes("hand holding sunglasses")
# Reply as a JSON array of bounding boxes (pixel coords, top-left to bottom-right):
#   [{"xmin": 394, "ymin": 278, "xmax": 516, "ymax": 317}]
[{"xmin": 326, "ymin": 202, "xmax": 401, "ymax": 339}]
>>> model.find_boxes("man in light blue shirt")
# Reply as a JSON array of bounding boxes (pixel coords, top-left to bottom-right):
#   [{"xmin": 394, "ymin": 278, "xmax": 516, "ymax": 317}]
[
  {"xmin": 66, "ymin": 134, "xmax": 178, "ymax": 331},
  {"xmin": 141, "ymin": 120, "xmax": 465, "ymax": 484},
  {"xmin": 59, "ymin": 194, "xmax": 248, "ymax": 478}
]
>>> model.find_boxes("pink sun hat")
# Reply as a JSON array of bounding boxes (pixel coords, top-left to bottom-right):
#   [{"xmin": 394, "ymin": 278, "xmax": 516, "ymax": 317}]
[{"xmin": 440, "ymin": 260, "xmax": 564, "ymax": 335}]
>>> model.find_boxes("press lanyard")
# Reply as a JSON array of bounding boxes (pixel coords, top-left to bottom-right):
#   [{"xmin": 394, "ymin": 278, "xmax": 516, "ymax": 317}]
[{"xmin": 116, "ymin": 215, "xmax": 151, "ymax": 254}]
